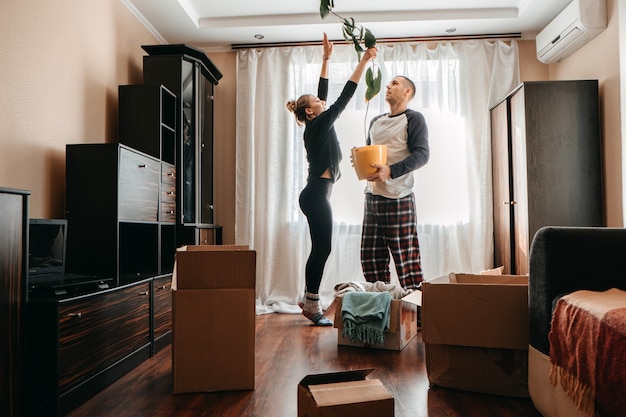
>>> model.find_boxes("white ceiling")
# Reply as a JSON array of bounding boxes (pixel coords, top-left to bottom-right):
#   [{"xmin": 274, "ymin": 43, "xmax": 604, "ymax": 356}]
[{"xmin": 122, "ymin": 0, "xmax": 572, "ymax": 51}]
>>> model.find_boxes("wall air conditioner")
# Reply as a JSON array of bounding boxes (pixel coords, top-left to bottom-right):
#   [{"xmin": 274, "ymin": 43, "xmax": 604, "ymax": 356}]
[{"xmin": 535, "ymin": 0, "xmax": 606, "ymax": 64}]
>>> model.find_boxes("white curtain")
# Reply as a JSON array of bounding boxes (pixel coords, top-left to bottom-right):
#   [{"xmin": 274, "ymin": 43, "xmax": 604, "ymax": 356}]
[{"xmin": 235, "ymin": 40, "xmax": 520, "ymax": 313}]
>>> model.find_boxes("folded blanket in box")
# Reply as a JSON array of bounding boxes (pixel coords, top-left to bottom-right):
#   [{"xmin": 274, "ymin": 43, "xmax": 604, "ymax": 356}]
[{"xmin": 341, "ymin": 291, "xmax": 392, "ymax": 346}]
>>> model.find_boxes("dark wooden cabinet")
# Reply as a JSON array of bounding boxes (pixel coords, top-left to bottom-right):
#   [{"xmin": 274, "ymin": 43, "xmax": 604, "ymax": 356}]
[
  {"xmin": 198, "ymin": 224, "xmax": 223, "ymax": 245},
  {"xmin": 0, "ymin": 188, "xmax": 29, "ymax": 417},
  {"xmin": 118, "ymin": 84, "xmax": 177, "ymax": 165},
  {"xmin": 118, "ymin": 83, "xmax": 178, "ymax": 272},
  {"xmin": 26, "ymin": 280, "xmax": 152, "ymax": 416},
  {"xmin": 66, "ymin": 143, "xmax": 176, "ymax": 280},
  {"xmin": 118, "ymin": 146, "xmax": 160, "ymax": 222},
  {"xmin": 490, "ymin": 80, "xmax": 603, "ymax": 274},
  {"xmin": 141, "ymin": 44, "xmax": 222, "ymax": 246},
  {"xmin": 152, "ymin": 274, "xmax": 172, "ymax": 353}
]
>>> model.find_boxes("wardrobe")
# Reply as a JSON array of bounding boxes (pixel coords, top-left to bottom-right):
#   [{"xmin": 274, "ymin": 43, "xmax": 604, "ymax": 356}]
[{"xmin": 490, "ymin": 80, "xmax": 603, "ymax": 274}]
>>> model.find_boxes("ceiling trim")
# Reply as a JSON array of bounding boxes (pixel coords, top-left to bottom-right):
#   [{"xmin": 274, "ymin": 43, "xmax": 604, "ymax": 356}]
[
  {"xmin": 121, "ymin": 0, "xmax": 167, "ymax": 44},
  {"xmin": 198, "ymin": 8, "xmax": 519, "ymax": 30},
  {"xmin": 177, "ymin": 0, "xmax": 200, "ymax": 26}
]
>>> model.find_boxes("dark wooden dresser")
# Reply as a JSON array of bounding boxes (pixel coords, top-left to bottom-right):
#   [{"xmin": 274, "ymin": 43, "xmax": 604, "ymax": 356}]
[
  {"xmin": 0, "ymin": 187, "xmax": 29, "ymax": 417},
  {"xmin": 25, "ymin": 274, "xmax": 172, "ymax": 416}
]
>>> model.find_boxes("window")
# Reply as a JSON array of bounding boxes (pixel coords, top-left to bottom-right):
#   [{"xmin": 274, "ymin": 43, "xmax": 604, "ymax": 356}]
[{"xmin": 294, "ymin": 57, "xmax": 470, "ymax": 226}]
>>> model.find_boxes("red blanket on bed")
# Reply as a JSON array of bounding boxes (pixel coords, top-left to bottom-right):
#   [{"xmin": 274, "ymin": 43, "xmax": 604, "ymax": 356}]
[{"xmin": 549, "ymin": 288, "xmax": 626, "ymax": 417}]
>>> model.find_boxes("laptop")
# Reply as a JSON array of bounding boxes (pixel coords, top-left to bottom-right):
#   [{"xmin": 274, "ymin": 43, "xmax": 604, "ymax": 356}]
[{"xmin": 28, "ymin": 218, "xmax": 113, "ymax": 296}]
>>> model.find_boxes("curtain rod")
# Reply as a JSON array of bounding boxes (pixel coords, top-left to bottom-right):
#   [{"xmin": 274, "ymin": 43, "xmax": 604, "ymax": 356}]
[{"xmin": 231, "ymin": 32, "xmax": 521, "ymax": 50}]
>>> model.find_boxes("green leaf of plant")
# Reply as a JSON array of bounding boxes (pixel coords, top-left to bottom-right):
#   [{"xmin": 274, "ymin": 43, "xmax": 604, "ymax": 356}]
[
  {"xmin": 366, "ymin": 66, "xmax": 374, "ymax": 85},
  {"xmin": 355, "ymin": 25, "xmax": 364, "ymax": 43},
  {"xmin": 342, "ymin": 27, "xmax": 353, "ymax": 43},
  {"xmin": 351, "ymin": 35, "xmax": 364, "ymax": 53},
  {"xmin": 342, "ymin": 17, "xmax": 355, "ymax": 30},
  {"xmin": 317, "ymin": 1, "xmax": 378, "ymax": 84},
  {"xmin": 319, "ymin": 0, "xmax": 332, "ymax": 19},
  {"xmin": 365, "ymin": 67, "xmax": 382, "ymax": 101},
  {"xmin": 364, "ymin": 28, "xmax": 377, "ymax": 47}
]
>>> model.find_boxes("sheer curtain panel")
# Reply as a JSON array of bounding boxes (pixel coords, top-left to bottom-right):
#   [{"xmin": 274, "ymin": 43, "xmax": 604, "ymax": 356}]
[{"xmin": 236, "ymin": 40, "xmax": 519, "ymax": 312}]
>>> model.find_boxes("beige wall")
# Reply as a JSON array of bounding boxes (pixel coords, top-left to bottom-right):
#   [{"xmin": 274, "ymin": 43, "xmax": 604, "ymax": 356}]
[
  {"xmin": 0, "ymin": 1, "xmax": 157, "ymax": 218},
  {"xmin": 622, "ymin": 0, "xmax": 626, "ymax": 222},
  {"xmin": 1, "ymin": 0, "xmax": 622, "ymax": 237},
  {"xmin": 209, "ymin": 51, "xmax": 238, "ymax": 244},
  {"xmin": 518, "ymin": 40, "xmax": 549, "ymax": 82}
]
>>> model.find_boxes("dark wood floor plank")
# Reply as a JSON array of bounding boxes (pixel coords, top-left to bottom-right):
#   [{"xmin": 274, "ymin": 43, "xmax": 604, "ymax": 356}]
[{"xmin": 66, "ymin": 313, "xmax": 542, "ymax": 417}]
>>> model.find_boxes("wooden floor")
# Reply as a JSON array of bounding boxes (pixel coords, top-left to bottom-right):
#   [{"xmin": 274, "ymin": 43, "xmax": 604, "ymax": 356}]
[{"xmin": 66, "ymin": 312, "xmax": 543, "ymax": 417}]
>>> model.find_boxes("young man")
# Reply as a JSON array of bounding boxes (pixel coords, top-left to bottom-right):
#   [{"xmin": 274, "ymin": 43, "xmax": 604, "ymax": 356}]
[{"xmin": 360, "ymin": 75, "xmax": 429, "ymax": 290}]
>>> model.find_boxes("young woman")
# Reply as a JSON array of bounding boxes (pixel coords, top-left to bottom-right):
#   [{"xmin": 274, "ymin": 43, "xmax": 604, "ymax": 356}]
[{"xmin": 286, "ymin": 34, "xmax": 377, "ymax": 326}]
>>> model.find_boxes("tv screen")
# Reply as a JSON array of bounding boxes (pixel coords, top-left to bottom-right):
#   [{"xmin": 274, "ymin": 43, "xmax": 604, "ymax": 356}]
[{"xmin": 29, "ymin": 218, "xmax": 67, "ymax": 275}]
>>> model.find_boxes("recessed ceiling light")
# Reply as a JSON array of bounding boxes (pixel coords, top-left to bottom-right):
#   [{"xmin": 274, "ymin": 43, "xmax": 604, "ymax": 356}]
[
  {"xmin": 254, "ymin": 34, "xmax": 264, "ymax": 40},
  {"xmin": 445, "ymin": 28, "xmax": 457, "ymax": 33}
]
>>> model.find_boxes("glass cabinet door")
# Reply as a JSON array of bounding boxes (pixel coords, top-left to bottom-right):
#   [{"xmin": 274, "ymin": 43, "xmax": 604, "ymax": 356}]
[
  {"xmin": 199, "ymin": 72, "xmax": 214, "ymax": 224},
  {"xmin": 181, "ymin": 60, "xmax": 196, "ymax": 224}
]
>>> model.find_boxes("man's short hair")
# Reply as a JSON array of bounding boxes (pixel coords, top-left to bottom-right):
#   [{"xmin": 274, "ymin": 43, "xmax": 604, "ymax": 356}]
[{"xmin": 398, "ymin": 76, "xmax": 416, "ymax": 100}]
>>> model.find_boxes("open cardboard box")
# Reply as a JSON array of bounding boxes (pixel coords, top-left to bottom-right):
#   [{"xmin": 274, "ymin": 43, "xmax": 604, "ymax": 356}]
[
  {"xmin": 420, "ymin": 273, "xmax": 529, "ymax": 397},
  {"xmin": 172, "ymin": 245, "xmax": 256, "ymax": 394},
  {"xmin": 298, "ymin": 369, "xmax": 394, "ymax": 417},
  {"xmin": 172, "ymin": 244, "xmax": 255, "ymax": 290},
  {"xmin": 333, "ymin": 290, "xmax": 421, "ymax": 351}
]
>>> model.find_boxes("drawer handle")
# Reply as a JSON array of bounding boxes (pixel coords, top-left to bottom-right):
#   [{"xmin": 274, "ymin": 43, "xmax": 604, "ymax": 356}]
[
  {"xmin": 166, "ymin": 210, "xmax": 175, "ymax": 214},
  {"xmin": 167, "ymin": 191, "xmax": 175, "ymax": 195},
  {"xmin": 138, "ymin": 291, "xmax": 150, "ymax": 296},
  {"xmin": 158, "ymin": 285, "xmax": 169, "ymax": 290},
  {"xmin": 138, "ymin": 164, "xmax": 147, "ymax": 168},
  {"xmin": 68, "ymin": 312, "xmax": 82, "ymax": 318},
  {"xmin": 168, "ymin": 173, "xmax": 175, "ymax": 177}
]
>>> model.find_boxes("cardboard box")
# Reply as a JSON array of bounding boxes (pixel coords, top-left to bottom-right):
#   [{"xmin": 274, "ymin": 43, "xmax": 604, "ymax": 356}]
[
  {"xmin": 421, "ymin": 273, "xmax": 529, "ymax": 397},
  {"xmin": 298, "ymin": 369, "xmax": 394, "ymax": 417},
  {"xmin": 173, "ymin": 245, "xmax": 255, "ymax": 290},
  {"xmin": 333, "ymin": 291, "xmax": 421, "ymax": 351},
  {"xmin": 172, "ymin": 245, "xmax": 256, "ymax": 393}
]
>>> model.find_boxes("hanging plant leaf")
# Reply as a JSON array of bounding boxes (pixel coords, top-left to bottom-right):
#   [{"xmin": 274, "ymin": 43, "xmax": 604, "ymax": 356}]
[
  {"xmin": 319, "ymin": 0, "xmax": 333, "ymax": 19},
  {"xmin": 341, "ymin": 24, "xmax": 352, "ymax": 41},
  {"xmin": 341, "ymin": 17, "xmax": 355, "ymax": 36},
  {"xmin": 351, "ymin": 35, "xmax": 365, "ymax": 54},
  {"xmin": 318, "ymin": 0, "xmax": 380, "ymax": 100},
  {"xmin": 342, "ymin": 19, "xmax": 366, "ymax": 55},
  {"xmin": 365, "ymin": 65, "xmax": 374, "ymax": 84},
  {"xmin": 364, "ymin": 28, "xmax": 377, "ymax": 47},
  {"xmin": 365, "ymin": 67, "xmax": 382, "ymax": 101}
]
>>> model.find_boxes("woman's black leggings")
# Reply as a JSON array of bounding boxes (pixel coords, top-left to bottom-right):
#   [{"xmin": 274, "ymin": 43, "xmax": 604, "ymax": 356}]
[{"xmin": 299, "ymin": 177, "xmax": 333, "ymax": 294}]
